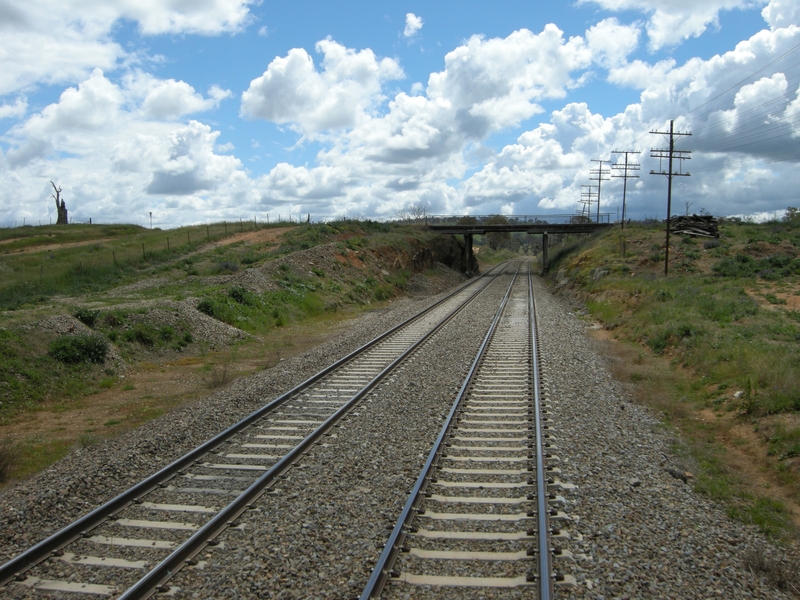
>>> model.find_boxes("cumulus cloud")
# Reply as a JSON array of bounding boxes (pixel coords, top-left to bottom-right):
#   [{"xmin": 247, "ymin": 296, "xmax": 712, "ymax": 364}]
[
  {"xmin": 580, "ymin": 0, "xmax": 761, "ymax": 49},
  {"xmin": 585, "ymin": 19, "xmax": 640, "ymax": 68},
  {"xmin": 122, "ymin": 73, "xmax": 232, "ymax": 120},
  {"xmin": 241, "ymin": 39, "xmax": 404, "ymax": 134},
  {"xmin": 0, "ymin": 1, "xmax": 254, "ymax": 95},
  {"xmin": 258, "ymin": 164, "xmax": 350, "ymax": 203},
  {"xmin": 762, "ymin": 0, "xmax": 800, "ymax": 29},
  {"xmin": 404, "ymin": 13, "xmax": 423, "ymax": 37},
  {"xmin": 0, "ymin": 97, "xmax": 27, "ymax": 119},
  {"xmin": 458, "ymin": 23, "xmax": 800, "ymax": 217},
  {"xmin": 1, "ymin": 69, "xmax": 247, "ymax": 226}
]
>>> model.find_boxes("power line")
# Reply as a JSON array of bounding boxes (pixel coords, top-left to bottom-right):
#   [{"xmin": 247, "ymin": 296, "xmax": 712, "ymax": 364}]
[
  {"xmin": 650, "ymin": 120, "xmax": 692, "ymax": 276},
  {"xmin": 590, "ymin": 159, "xmax": 610, "ymax": 223},
  {"xmin": 611, "ymin": 150, "xmax": 640, "ymax": 230},
  {"xmin": 687, "ymin": 41, "xmax": 800, "ymax": 118}
]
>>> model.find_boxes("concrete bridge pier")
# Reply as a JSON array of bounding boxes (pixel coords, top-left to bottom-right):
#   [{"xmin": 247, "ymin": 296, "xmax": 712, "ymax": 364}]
[
  {"xmin": 541, "ymin": 232, "xmax": 548, "ymax": 275},
  {"xmin": 463, "ymin": 233, "xmax": 474, "ymax": 277}
]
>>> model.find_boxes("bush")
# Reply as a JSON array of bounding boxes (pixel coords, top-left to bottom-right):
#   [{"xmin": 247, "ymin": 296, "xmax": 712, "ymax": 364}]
[
  {"xmin": 73, "ymin": 307, "xmax": 99, "ymax": 327},
  {"xmin": 229, "ymin": 286, "xmax": 250, "ymax": 304},
  {"xmin": 373, "ymin": 284, "xmax": 394, "ymax": 301},
  {"xmin": 217, "ymin": 261, "xmax": 239, "ymax": 273},
  {"xmin": 197, "ymin": 298, "xmax": 215, "ymax": 317},
  {"xmin": 122, "ymin": 324, "xmax": 157, "ymax": 346},
  {"xmin": 49, "ymin": 334, "xmax": 109, "ymax": 364}
]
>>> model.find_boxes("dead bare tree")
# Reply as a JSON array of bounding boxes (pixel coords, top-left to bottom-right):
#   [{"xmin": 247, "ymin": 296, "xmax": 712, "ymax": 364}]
[
  {"xmin": 51, "ymin": 180, "xmax": 68, "ymax": 224},
  {"xmin": 408, "ymin": 201, "xmax": 429, "ymax": 224}
]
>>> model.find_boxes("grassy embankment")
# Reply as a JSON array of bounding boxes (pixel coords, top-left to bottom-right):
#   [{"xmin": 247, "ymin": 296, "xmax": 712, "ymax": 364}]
[
  {"xmin": 548, "ymin": 218, "xmax": 800, "ymax": 542},
  {"xmin": 0, "ymin": 220, "xmax": 455, "ymax": 481}
]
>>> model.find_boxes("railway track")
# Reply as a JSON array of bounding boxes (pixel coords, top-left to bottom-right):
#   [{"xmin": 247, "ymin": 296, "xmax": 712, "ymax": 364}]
[
  {"xmin": 0, "ymin": 264, "xmax": 511, "ymax": 599},
  {"xmin": 361, "ymin": 264, "xmax": 576, "ymax": 599}
]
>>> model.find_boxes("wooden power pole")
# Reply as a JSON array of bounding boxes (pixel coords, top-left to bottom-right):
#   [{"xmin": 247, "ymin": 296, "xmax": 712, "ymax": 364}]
[{"xmin": 650, "ymin": 120, "xmax": 692, "ymax": 275}]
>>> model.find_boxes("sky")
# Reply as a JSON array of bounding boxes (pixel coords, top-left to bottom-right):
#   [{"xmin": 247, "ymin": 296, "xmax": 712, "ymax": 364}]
[{"xmin": 1, "ymin": 0, "xmax": 800, "ymax": 228}]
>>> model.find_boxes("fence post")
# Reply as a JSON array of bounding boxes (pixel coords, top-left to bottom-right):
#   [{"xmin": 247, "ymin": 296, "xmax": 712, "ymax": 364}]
[
  {"xmin": 113, "ymin": 251, "xmax": 117, "ymax": 266},
  {"xmin": 167, "ymin": 237, "xmax": 170, "ymax": 251},
  {"xmin": 142, "ymin": 243, "xmax": 145, "ymax": 259},
  {"xmin": 240, "ymin": 218, "xmax": 243, "ymax": 232},
  {"xmin": 224, "ymin": 222, "xmax": 227, "ymax": 235}
]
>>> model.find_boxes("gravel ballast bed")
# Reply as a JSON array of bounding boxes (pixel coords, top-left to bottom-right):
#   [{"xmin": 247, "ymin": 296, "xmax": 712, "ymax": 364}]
[{"xmin": 1, "ymin": 267, "xmax": 792, "ymax": 599}]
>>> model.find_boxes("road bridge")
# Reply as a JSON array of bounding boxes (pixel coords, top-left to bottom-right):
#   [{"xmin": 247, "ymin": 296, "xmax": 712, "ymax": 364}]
[{"xmin": 426, "ymin": 215, "xmax": 614, "ymax": 275}]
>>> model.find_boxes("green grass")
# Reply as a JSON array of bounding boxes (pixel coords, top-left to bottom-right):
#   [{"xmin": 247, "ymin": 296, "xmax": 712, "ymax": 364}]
[
  {"xmin": 551, "ymin": 219, "xmax": 800, "ymax": 541},
  {"xmin": 0, "ymin": 221, "xmax": 298, "ymax": 310}
]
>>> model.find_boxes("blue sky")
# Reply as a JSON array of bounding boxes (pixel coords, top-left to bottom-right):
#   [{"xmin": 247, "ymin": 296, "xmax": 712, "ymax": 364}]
[{"xmin": 1, "ymin": 0, "xmax": 799, "ymax": 227}]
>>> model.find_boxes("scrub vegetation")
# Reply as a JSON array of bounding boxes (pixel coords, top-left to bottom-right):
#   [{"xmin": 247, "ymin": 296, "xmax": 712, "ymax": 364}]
[{"xmin": 549, "ymin": 213, "xmax": 800, "ymax": 542}]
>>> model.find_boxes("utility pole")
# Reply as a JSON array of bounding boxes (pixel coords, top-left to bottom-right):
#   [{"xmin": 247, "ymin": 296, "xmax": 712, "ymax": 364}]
[
  {"xmin": 611, "ymin": 151, "xmax": 640, "ymax": 230},
  {"xmin": 650, "ymin": 120, "xmax": 692, "ymax": 276},
  {"xmin": 590, "ymin": 159, "xmax": 611, "ymax": 223},
  {"xmin": 580, "ymin": 184, "xmax": 597, "ymax": 222}
]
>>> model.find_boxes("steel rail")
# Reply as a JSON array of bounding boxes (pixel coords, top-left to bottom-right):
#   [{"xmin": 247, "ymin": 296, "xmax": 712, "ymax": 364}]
[
  {"xmin": 359, "ymin": 263, "xmax": 521, "ymax": 599},
  {"xmin": 0, "ymin": 263, "xmax": 504, "ymax": 589},
  {"xmin": 529, "ymin": 269, "xmax": 553, "ymax": 600},
  {"xmin": 116, "ymin": 264, "xmax": 516, "ymax": 600}
]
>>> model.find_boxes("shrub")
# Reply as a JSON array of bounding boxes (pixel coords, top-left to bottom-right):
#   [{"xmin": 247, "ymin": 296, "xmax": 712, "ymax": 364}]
[
  {"xmin": 102, "ymin": 313, "xmax": 123, "ymax": 327},
  {"xmin": 122, "ymin": 324, "xmax": 157, "ymax": 346},
  {"xmin": 197, "ymin": 298, "xmax": 215, "ymax": 316},
  {"xmin": 229, "ymin": 286, "xmax": 250, "ymax": 304},
  {"xmin": 374, "ymin": 284, "xmax": 394, "ymax": 301},
  {"xmin": 49, "ymin": 334, "xmax": 109, "ymax": 364},
  {"xmin": 217, "ymin": 261, "xmax": 239, "ymax": 273},
  {"xmin": 73, "ymin": 307, "xmax": 99, "ymax": 327}
]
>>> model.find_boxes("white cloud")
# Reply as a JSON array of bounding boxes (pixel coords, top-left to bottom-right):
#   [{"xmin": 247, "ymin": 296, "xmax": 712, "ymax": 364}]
[
  {"xmin": 762, "ymin": 0, "xmax": 800, "ymax": 29},
  {"xmin": 1, "ymin": 69, "xmax": 248, "ymax": 226},
  {"xmin": 0, "ymin": 97, "xmax": 27, "ymax": 120},
  {"xmin": 0, "ymin": 1, "xmax": 254, "ymax": 95},
  {"xmin": 404, "ymin": 13, "xmax": 423, "ymax": 37},
  {"xmin": 580, "ymin": 0, "xmax": 765, "ymax": 49},
  {"xmin": 241, "ymin": 39, "xmax": 404, "ymax": 134},
  {"xmin": 258, "ymin": 164, "xmax": 350, "ymax": 203},
  {"xmin": 456, "ymin": 23, "xmax": 800, "ymax": 218},
  {"xmin": 585, "ymin": 19, "xmax": 640, "ymax": 68},
  {"xmin": 122, "ymin": 74, "xmax": 230, "ymax": 120},
  {"xmin": 607, "ymin": 58, "xmax": 677, "ymax": 88}
]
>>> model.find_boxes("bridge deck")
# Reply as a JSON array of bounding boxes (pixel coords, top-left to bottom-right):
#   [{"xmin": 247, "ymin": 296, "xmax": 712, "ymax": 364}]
[{"xmin": 428, "ymin": 223, "xmax": 613, "ymax": 235}]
